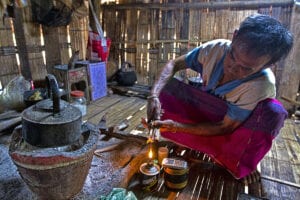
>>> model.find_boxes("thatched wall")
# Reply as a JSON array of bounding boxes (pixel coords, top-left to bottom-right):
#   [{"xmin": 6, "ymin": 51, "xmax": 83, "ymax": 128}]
[
  {"xmin": 0, "ymin": 18, "xmax": 19, "ymax": 86},
  {"xmin": 278, "ymin": 4, "xmax": 300, "ymax": 111},
  {"xmin": 0, "ymin": 1, "xmax": 89, "ymax": 87},
  {"xmin": 100, "ymin": 0, "xmax": 294, "ymax": 89}
]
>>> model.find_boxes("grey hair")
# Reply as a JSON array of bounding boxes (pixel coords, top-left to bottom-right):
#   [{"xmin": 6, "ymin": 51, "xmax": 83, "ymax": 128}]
[{"xmin": 235, "ymin": 14, "xmax": 293, "ymax": 66}]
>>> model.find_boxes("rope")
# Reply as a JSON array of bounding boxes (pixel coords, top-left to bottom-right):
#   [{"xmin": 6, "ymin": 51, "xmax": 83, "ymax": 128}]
[{"xmin": 88, "ymin": 0, "xmax": 104, "ymax": 39}]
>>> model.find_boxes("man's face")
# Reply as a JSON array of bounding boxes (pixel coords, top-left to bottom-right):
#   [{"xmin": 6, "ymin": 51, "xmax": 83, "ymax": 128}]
[{"xmin": 224, "ymin": 40, "xmax": 271, "ymax": 79}]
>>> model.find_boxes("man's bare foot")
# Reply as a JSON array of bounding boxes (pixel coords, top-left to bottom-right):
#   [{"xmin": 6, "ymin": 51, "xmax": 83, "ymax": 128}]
[{"xmin": 241, "ymin": 169, "xmax": 261, "ymax": 185}]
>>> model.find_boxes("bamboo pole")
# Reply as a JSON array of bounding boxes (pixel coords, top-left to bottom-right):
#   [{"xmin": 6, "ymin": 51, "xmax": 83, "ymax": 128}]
[
  {"xmin": 13, "ymin": 7, "xmax": 32, "ymax": 80},
  {"xmin": 103, "ymin": 0, "xmax": 294, "ymax": 10}
]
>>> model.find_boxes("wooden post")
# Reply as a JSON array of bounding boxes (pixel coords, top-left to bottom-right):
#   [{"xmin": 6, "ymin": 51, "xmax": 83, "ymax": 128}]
[
  {"xmin": 69, "ymin": 17, "xmax": 89, "ymax": 61},
  {"xmin": 43, "ymin": 26, "xmax": 69, "ymax": 70},
  {"xmin": 136, "ymin": 8, "xmax": 149, "ymax": 84},
  {"xmin": 278, "ymin": 4, "xmax": 300, "ymax": 111},
  {"xmin": 13, "ymin": 6, "xmax": 47, "ymax": 82},
  {"xmin": 13, "ymin": 7, "xmax": 32, "ymax": 80},
  {"xmin": 0, "ymin": 18, "xmax": 19, "ymax": 86},
  {"xmin": 148, "ymin": 9, "xmax": 159, "ymax": 85},
  {"xmin": 124, "ymin": 10, "xmax": 137, "ymax": 66},
  {"xmin": 43, "ymin": 26, "xmax": 63, "ymax": 74},
  {"xmin": 100, "ymin": 5, "xmax": 121, "ymax": 79}
]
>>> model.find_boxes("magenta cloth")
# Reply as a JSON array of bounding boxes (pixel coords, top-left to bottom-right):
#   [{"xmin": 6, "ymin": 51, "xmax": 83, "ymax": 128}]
[{"xmin": 159, "ymin": 78, "xmax": 287, "ymax": 178}]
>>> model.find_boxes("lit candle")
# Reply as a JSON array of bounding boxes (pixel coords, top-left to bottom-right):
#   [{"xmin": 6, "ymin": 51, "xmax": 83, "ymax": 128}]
[{"xmin": 148, "ymin": 144, "xmax": 154, "ymax": 166}]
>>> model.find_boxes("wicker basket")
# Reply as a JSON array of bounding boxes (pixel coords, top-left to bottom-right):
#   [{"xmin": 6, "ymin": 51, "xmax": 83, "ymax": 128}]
[{"xmin": 9, "ymin": 125, "xmax": 98, "ymax": 200}]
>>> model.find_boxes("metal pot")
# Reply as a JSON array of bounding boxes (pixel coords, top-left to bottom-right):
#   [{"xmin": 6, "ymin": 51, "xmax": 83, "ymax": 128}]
[
  {"xmin": 23, "ymin": 88, "xmax": 48, "ymax": 108},
  {"xmin": 22, "ymin": 74, "xmax": 82, "ymax": 147}
]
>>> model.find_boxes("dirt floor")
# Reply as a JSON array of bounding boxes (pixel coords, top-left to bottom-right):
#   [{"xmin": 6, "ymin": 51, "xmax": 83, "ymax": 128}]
[
  {"xmin": 0, "ymin": 132, "xmax": 146, "ymax": 200},
  {"xmin": 0, "ymin": 134, "xmax": 33, "ymax": 200}
]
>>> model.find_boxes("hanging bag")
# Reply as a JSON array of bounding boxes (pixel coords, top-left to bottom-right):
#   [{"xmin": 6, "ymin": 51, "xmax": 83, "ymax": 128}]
[
  {"xmin": 87, "ymin": 0, "xmax": 111, "ymax": 62},
  {"xmin": 116, "ymin": 62, "xmax": 137, "ymax": 86}
]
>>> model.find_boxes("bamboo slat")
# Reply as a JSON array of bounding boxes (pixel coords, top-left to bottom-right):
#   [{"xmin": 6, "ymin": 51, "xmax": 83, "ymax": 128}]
[
  {"xmin": 124, "ymin": 9, "xmax": 137, "ymax": 66},
  {"xmin": 101, "ymin": 8, "xmax": 118, "ymax": 61},
  {"xmin": 0, "ymin": 19, "xmax": 14, "ymax": 46},
  {"xmin": 148, "ymin": 9, "xmax": 159, "ymax": 85},
  {"xmin": 103, "ymin": 1, "xmax": 294, "ymax": 10},
  {"xmin": 278, "ymin": 5, "xmax": 300, "ymax": 111},
  {"xmin": 260, "ymin": 119, "xmax": 300, "ymax": 199},
  {"xmin": 189, "ymin": 8, "xmax": 200, "ymax": 43},
  {"xmin": 0, "ymin": 18, "xmax": 19, "ymax": 86},
  {"xmin": 58, "ymin": 26, "xmax": 70, "ymax": 64},
  {"xmin": 69, "ymin": 17, "xmax": 89, "ymax": 60},
  {"xmin": 136, "ymin": 9, "xmax": 150, "ymax": 84}
]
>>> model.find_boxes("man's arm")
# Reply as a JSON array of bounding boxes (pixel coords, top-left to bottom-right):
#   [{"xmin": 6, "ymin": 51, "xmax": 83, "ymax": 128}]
[
  {"xmin": 151, "ymin": 55, "xmax": 186, "ymax": 96},
  {"xmin": 154, "ymin": 115, "xmax": 242, "ymax": 136},
  {"xmin": 147, "ymin": 55, "xmax": 187, "ymax": 122}
]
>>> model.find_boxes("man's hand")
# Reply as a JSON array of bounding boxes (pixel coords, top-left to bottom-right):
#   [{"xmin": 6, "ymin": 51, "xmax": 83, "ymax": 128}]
[
  {"xmin": 151, "ymin": 119, "xmax": 178, "ymax": 133},
  {"xmin": 147, "ymin": 96, "xmax": 162, "ymax": 123}
]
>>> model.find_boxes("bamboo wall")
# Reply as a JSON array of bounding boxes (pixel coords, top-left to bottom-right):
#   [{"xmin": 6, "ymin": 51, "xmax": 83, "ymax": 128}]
[
  {"xmin": 100, "ymin": 0, "xmax": 294, "ymax": 88},
  {"xmin": 0, "ymin": 2, "xmax": 89, "ymax": 87},
  {"xmin": 0, "ymin": 0, "xmax": 297, "ymax": 108},
  {"xmin": 0, "ymin": 18, "xmax": 19, "ymax": 86}
]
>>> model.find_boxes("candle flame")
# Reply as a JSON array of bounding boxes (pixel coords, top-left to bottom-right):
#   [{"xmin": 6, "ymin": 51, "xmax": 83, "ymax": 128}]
[{"xmin": 148, "ymin": 148, "xmax": 153, "ymax": 159}]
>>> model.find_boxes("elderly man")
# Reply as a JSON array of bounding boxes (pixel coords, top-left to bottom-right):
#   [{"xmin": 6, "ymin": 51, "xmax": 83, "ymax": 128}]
[{"xmin": 146, "ymin": 14, "xmax": 293, "ymax": 181}]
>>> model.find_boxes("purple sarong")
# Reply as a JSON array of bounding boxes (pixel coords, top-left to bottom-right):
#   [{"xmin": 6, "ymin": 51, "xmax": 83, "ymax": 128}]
[{"xmin": 159, "ymin": 78, "xmax": 287, "ymax": 178}]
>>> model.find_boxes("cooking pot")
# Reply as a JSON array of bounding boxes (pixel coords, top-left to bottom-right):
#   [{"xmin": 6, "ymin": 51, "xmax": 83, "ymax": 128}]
[
  {"xmin": 22, "ymin": 74, "xmax": 82, "ymax": 147},
  {"xmin": 23, "ymin": 88, "xmax": 48, "ymax": 108}
]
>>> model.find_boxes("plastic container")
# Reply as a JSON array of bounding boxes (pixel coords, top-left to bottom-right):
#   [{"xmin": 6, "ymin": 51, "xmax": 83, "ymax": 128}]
[{"xmin": 70, "ymin": 90, "xmax": 87, "ymax": 116}]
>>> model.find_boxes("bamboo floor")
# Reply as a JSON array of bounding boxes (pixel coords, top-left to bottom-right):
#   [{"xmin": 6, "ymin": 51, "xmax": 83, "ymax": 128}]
[
  {"xmin": 0, "ymin": 93, "xmax": 299, "ymax": 200},
  {"xmin": 79, "ymin": 93, "xmax": 300, "ymax": 200}
]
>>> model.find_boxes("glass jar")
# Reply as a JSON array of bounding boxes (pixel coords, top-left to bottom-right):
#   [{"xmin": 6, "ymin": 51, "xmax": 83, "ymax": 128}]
[{"xmin": 70, "ymin": 90, "xmax": 87, "ymax": 116}]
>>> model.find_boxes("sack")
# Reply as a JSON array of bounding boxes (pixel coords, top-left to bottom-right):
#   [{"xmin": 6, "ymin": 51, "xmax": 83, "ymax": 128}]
[
  {"xmin": 116, "ymin": 62, "xmax": 137, "ymax": 86},
  {"xmin": 87, "ymin": 31, "xmax": 111, "ymax": 62},
  {"xmin": 0, "ymin": 76, "xmax": 31, "ymax": 113}
]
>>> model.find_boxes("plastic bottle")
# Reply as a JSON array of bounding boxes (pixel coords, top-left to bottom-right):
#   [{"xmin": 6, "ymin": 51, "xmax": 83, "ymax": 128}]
[{"xmin": 70, "ymin": 90, "xmax": 87, "ymax": 116}]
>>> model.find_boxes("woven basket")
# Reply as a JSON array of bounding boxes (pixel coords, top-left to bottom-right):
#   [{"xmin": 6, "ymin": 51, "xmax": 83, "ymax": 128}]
[{"xmin": 9, "ymin": 125, "xmax": 98, "ymax": 200}]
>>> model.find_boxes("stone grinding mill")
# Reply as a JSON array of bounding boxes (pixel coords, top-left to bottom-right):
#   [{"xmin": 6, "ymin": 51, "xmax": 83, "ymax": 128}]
[{"xmin": 9, "ymin": 74, "xmax": 99, "ymax": 200}]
